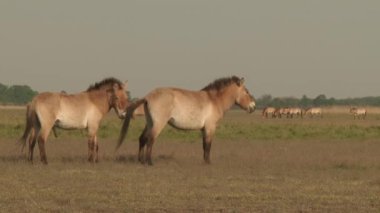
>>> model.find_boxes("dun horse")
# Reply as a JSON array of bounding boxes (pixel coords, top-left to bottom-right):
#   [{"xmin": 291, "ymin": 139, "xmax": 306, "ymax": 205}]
[
  {"xmin": 288, "ymin": 107, "xmax": 303, "ymax": 118},
  {"xmin": 274, "ymin": 107, "xmax": 290, "ymax": 118},
  {"xmin": 117, "ymin": 76, "xmax": 256, "ymax": 165},
  {"xmin": 350, "ymin": 107, "xmax": 367, "ymax": 119},
  {"xmin": 305, "ymin": 107, "xmax": 322, "ymax": 118},
  {"xmin": 262, "ymin": 107, "xmax": 276, "ymax": 118},
  {"xmin": 20, "ymin": 78, "xmax": 129, "ymax": 164}
]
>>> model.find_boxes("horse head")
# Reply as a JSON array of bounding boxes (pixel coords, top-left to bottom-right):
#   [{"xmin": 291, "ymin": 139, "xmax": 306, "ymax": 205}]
[
  {"xmin": 235, "ymin": 78, "xmax": 256, "ymax": 113},
  {"xmin": 108, "ymin": 81, "xmax": 129, "ymax": 119}
]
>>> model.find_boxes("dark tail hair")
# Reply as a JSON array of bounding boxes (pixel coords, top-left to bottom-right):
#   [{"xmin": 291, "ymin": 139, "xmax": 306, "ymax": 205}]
[
  {"xmin": 19, "ymin": 104, "xmax": 38, "ymax": 152},
  {"xmin": 116, "ymin": 98, "xmax": 146, "ymax": 150}
]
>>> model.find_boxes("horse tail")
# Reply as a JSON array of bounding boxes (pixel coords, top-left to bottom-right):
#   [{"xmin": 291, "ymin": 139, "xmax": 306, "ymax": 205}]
[
  {"xmin": 19, "ymin": 103, "xmax": 39, "ymax": 152},
  {"xmin": 19, "ymin": 104, "xmax": 32, "ymax": 146},
  {"xmin": 116, "ymin": 98, "xmax": 146, "ymax": 150}
]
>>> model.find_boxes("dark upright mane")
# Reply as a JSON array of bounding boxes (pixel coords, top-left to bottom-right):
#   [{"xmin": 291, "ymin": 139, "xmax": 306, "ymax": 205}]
[
  {"xmin": 201, "ymin": 76, "xmax": 241, "ymax": 91},
  {"xmin": 87, "ymin": 77, "xmax": 123, "ymax": 91}
]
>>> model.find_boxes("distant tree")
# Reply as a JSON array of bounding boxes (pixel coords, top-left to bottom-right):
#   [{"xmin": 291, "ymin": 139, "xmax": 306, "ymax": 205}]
[
  {"xmin": 325, "ymin": 97, "xmax": 336, "ymax": 106},
  {"xmin": 0, "ymin": 83, "xmax": 7, "ymax": 101},
  {"xmin": 0, "ymin": 83, "xmax": 6, "ymax": 93},
  {"xmin": 0, "ymin": 83, "xmax": 38, "ymax": 105},
  {"xmin": 257, "ymin": 94, "xmax": 272, "ymax": 108},
  {"xmin": 271, "ymin": 97, "xmax": 299, "ymax": 108},
  {"xmin": 299, "ymin": 95, "xmax": 312, "ymax": 108},
  {"xmin": 313, "ymin": 94, "xmax": 327, "ymax": 106}
]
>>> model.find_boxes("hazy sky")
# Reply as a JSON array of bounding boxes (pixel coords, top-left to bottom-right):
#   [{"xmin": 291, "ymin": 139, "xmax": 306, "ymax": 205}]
[{"xmin": 1, "ymin": 1, "xmax": 379, "ymax": 98}]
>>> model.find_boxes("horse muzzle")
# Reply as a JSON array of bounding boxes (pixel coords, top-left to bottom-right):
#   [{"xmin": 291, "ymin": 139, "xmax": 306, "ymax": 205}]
[
  {"xmin": 120, "ymin": 111, "xmax": 127, "ymax": 119},
  {"xmin": 116, "ymin": 110, "xmax": 127, "ymax": 119},
  {"xmin": 248, "ymin": 102, "xmax": 256, "ymax": 113}
]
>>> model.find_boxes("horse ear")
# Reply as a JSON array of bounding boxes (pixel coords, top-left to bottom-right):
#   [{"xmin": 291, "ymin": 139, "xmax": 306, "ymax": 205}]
[
  {"xmin": 113, "ymin": 83, "xmax": 119, "ymax": 91},
  {"xmin": 124, "ymin": 80, "xmax": 128, "ymax": 89},
  {"xmin": 240, "ymin": 77, "xmax": 245, "ymax": 85}
]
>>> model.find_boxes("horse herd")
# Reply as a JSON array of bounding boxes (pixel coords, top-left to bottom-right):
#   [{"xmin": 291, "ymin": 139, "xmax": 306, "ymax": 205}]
[
  {"xmin": 17, "ymin": 76, "xmax": 369, "ymax": 165},
  {"xmin": 262, "ymin": 107, "xmax": 322, "ymax": 119},
  {"xmin": 262, "ymin": 106, "xmax": 367, "ymax": 119},
  {"xmin": 19, "ymin": 76, "xmax": 256, "ymax": 165}
]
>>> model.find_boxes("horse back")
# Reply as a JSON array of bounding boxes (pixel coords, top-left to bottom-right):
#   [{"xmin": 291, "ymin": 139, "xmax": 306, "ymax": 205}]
[
  {"xmin": 145, "ymin": 88, "xmax": 210, "ymax": 110},
  {"xmin": 34, "ymin": 92, "xmax": 91, "ymax": 110},
  {"xmin": 33, "ymin": 92, "xmax": 62, "ymax": 114}
]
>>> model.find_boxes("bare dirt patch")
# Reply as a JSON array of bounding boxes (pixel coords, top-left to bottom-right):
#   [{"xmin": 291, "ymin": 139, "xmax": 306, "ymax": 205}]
[{"xmin": 1, "ymin": 137, "xmax": 380, "ymax": 212}]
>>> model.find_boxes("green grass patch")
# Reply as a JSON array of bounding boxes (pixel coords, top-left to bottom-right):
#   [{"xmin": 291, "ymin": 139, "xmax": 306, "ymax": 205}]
[{"xmin": 2, "ymin": 108, "xmax": 380, "ymax": 141}]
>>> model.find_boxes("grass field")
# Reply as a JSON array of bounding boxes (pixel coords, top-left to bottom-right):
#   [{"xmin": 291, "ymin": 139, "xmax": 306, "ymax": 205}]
[{"xmin": 0, "ymin": 107, "xmax": 380, "ymax": 212}]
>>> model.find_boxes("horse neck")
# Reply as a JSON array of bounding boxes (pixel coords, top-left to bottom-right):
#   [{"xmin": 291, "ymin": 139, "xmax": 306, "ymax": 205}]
[
  {"xmin": 87, "ymin": 89, "xmax": 111, "ymax": 115},
  {"xmin": 208, "ymin": 87, "xmax": 237, "ymax": 113}
]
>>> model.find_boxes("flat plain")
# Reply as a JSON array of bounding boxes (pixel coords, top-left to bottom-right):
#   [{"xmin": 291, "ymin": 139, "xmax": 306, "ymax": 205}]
[{"xmin": 0, "ymin": 107, "xmax": 379, "ymax": 212}]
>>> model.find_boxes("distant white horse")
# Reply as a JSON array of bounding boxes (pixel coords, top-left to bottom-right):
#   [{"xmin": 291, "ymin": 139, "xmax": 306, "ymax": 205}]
[
  {"xmin": 349, "ymin": 107, "xmax": 367, "ymax": 119},
  {"xmin": 305, "ymin": 107, "xmax": 322, "ymax": 118}
]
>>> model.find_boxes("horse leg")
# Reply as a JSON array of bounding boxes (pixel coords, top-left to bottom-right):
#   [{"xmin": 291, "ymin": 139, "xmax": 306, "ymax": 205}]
[
  {"xmin": 37, "ymin": 128, "xmax": 51, "ymax": 165},
  {"xmin": 87, "ymin": 123, "xmax": 100, "ymax": 163},
  {"xmin": 138, "ymin": 126, "xmax": 148, "ymax": 164},
  {"xmin": 94, "ymin": 136, "xmax": 99, "ymax": 162},
  {"xmin": 35, "ymin": 117, "xmax": 55, "ymax": 164},
  {"xmin": 145, "ymin": 135, "xmax": 156, "ymax": 166},
  {"xmin": 88, "ymin": 135, "xmax": 96, "ymax": 162},
  {"xmin": 145, "ymin": 123, "xmax": 165, "ymax": 166},
  {"xmin": 88, "ymin": 135, "xmax": 99, "ymax": 163},
  {"xmin": 202, "ymin": 127, "xmax": 215, "ymax": 164},
  {"xmin": 145, "ymin": 133, "xmax": 155, "ymax": 166}
]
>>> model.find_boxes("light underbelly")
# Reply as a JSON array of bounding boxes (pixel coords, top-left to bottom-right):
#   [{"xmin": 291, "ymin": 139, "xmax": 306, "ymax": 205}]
[
  {"xmin": 168, "ymin": 117, "xmax": 204, "ymax": 130},
  {"xmin": 55, "ymin": 115, "xmax": 87, "ymax": 129}
]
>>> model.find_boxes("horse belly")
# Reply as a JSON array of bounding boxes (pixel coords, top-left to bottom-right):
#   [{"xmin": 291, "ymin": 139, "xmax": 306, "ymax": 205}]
[
  {"xmin": 56, "ymin": 113, "xmax": 87, "ymax": 129},
  {"xmin": 169, "ymin": 114, "xmax": 204, "ymax": 130}
]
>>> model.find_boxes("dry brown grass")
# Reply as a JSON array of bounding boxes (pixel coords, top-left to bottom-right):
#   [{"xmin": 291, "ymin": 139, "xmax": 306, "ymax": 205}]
[
  {"xmin": 0, "ymin": 105, "xmax": 26, "ymax": 110},
  {"xmin": 1, "ymin": 138, "xmax": 380, "ymax": 212}
]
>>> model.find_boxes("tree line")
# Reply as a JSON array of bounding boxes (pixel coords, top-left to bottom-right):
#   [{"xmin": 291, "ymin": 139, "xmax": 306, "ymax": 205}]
[
  {"xmin": 1, "ymin": 82, "xmax": 380, "ymax": 108},
  {"xmin": 0, "ymin": 83, "xmax": 38, "ymax": 105},
  {"xmin": 256, "ymin": 94, "xmax": 380, "ymax": 109}
]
